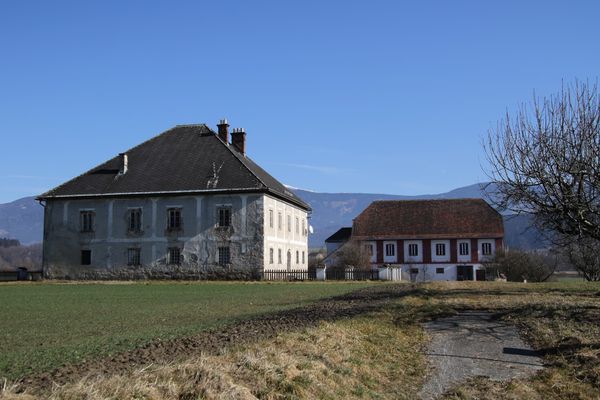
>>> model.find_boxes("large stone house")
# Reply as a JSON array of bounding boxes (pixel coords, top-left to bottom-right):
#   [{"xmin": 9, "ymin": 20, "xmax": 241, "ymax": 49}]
[
  {"xmin": 37, "ymin": 121, "xmax": 310, "ymax": 279},
  {"xmin": 330, "ymin": 199, "xmax": 504, "ymax": 281}
]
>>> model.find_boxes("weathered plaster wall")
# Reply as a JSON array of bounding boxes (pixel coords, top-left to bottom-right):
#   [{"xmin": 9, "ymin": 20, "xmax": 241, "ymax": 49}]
[{"xmin": 43, "ymin": 194, "xmax": 265, "ymax": 279}]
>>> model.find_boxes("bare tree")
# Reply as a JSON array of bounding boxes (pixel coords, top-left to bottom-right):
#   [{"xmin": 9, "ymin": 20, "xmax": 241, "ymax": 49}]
[
  {"xmin": 484, "ymin": 81, "xmax": 600, "ymax": 241},
  {"xmin": 563, "ymin": 238, "xmax": 600, "ymax": 281},
  {"xmin": 334, "ymin": 240, "xmax": 371, "ymax": 270},
  {"xmin": 486, "ymin": 248, "xmax": 557, "ymax": 282}
]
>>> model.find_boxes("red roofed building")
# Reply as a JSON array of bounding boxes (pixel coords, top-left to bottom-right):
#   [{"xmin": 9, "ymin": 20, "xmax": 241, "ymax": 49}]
[{"xmin": 351, "ymin": 199, "xmax": 504, "ymax": 281}]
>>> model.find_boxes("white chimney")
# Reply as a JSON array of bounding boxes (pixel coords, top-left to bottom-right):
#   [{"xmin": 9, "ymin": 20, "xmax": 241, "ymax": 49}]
[{"xmin": 119, "ymin": 153, "xmax": 128, "ymax": 175}]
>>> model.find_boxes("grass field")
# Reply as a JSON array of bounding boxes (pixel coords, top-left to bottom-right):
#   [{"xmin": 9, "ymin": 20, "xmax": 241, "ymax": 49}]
[
  {"xmin": 0, "ymin": 281, "xmax": 376, "ymax": 381},
  {"xmin": 3, "ymin": 281, "xmax": 600, "ymax": 400}
]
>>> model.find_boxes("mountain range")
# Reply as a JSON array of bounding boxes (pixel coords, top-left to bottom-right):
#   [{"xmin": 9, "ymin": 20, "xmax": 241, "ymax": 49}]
[{"xmin": 0, "ymin": 183, "xmax": 548, "ymax": 249}]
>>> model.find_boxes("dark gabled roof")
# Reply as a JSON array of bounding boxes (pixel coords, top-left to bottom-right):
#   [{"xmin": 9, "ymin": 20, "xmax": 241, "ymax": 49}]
[
  {"xmin": 325, "ymin": 227, "xmax": 352, "ymax": 243},
  {"xmin": 38, "ymin": 124, "xmax": 310, "ymax": 210},
  {"xmin": 352, "ymin": 199, "xmax": 503, "ymax": 240}
]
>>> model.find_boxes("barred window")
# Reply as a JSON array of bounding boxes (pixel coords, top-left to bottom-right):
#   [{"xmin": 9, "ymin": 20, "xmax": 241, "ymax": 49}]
[
  {"xmin": 218, "ymin": 207, "xmax": 231, "ymax": 227},
  {"xmin": 167, "ymin": 208, "xmax": 182, "ymax": 230},
  {"xmin": 128, "ymin": 208, "xmax": 142, "ymax": 232},
  {"xmin": 218, "ymin": 246, "xmax": 230, "ymax": 266},
  {"xmin": 127, "ymin": 248, "xmax": 141, "ymax": 266},
  {"xmin": 459, "ymin": 242, "xmax": 470, "ymax": 256},
  {"xmin": 80, "ymin": 211, "xmax": 94, "ymax": 232},
  {"xmin": 168, "ymin": 247, "xmax": 181, "ymax": 265},
  {"xmin": 435, "ymin": 243, "xmax": 446, "ymax": 256}
]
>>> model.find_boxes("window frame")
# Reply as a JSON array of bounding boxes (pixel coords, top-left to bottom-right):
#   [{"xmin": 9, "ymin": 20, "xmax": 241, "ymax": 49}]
[
  {"xmin": 435, "ymin": 243, "xmax": 446, "ymax": 256},
  {"xmin": 436, "ymin": 267, "xmax": 444, "ymax": 274},
  {"xmin": 459, "ymin": 242, "xmax": 470, "ymax": 256},
  {"xmin": 385, "ymin": 243, "xmax": 396, "ymax": 257},
  {"xmin": 217, "ymin": 206, "xmax": 232, "ymax": 227},
  {"xmin": 408, "ymin": 243, "xmax": 419, "ymax": 257},
  {"xmin": 482, "ymin": 242, "xmax": 493, "ymax": 256},
  {"xmin": 127, "ymin": 248, "xmax": 141, "ymax": 266},
  {"xmin": 168, "ymin": 247, "xmax": 182, "ymax": 265},
  {"xmin": 167, "ymin": 208, "xmax": 182, "ymax": 231},
  {"xmin": 218, "ymin": 246, "xmax": 230, "ymax": 266},
  {"xmin": 269, "ymin": 248, "xmax": 274, "ymax": 264},
  {"xmin": 127, "ymin": 208, "xmax": 142, "ymax": 233},
  {"xmin": 80, "ymin": 210, "xmax": 95, "ymax": 233}
]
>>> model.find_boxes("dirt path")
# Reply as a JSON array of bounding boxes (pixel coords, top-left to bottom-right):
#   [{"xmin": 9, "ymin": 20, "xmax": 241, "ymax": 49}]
[
  {"xmin": 16, "ymin": 284, "xmax": 412, "ymax": 395},
  {"xmin": 419, "ymin": 311, "xmax": 544, "ymax": 399}
]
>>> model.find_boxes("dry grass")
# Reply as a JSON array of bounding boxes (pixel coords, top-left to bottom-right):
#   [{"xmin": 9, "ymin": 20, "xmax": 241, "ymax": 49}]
[
  {"xmin": 3, "ymin": 311, "xmax": 425, "ymax": 400},
  {"xmin": 3, "ymin": 281, "xmax": 599, "ymax": 400}
]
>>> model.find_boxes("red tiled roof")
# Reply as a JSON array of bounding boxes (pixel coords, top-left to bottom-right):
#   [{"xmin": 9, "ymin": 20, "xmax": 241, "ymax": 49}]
[{"xmin": 352, "ymin": 199, "xmax": 504, "ymax": 240}]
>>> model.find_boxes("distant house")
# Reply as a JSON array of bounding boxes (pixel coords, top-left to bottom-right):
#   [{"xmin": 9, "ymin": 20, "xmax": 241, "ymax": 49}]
[
  {"xmin": 324, "ymin": 227, "xmax": 352, "ymax": 256},
  {"xmin": 343, "ymin": 199, "xmax": 504, "ymax": 281},
  {"xmin": 37, "ymin": 121, "xmax": 310, "ymax": 279}
]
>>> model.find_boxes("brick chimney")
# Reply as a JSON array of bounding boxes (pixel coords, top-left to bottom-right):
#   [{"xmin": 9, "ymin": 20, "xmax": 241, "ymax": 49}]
[
  {"xmin": 217, "ymin": 119, "xmax": 229, "ymax": 143},
  {"xmin": 231, "ymin": 128, "xmax": 246, "ymax": 155}
]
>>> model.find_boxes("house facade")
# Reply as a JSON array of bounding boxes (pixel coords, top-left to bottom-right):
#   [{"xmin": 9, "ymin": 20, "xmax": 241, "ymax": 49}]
[
  {"xmin": 38, "ymin": 121, "xmax": 310, "ymax": 279},
  {"xmin": 350, "ymin": 199, "xmax": 504, "ymax": 281}
]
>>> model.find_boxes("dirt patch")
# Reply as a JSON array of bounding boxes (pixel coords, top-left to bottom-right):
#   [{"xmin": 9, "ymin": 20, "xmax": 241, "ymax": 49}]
[
  {"xmin": 419, "ymin": 311, "xmax": 544, "ymax": 400},
  {"xmin": 15, "ymin": 284, "xmax": 413, "ymax": 395}
]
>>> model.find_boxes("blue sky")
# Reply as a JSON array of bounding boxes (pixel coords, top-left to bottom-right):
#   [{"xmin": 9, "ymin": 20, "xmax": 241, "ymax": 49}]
[{"xmin": 1, "ymin": 1, "xmax": 599, "ymax": 203}]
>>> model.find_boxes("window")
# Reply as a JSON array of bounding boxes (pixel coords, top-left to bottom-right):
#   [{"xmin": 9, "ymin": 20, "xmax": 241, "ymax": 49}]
[
  {"xmin": 435, "ymin": 243, "xmax": 446, "ymax": 256},
  {"xmin": 436, "ymin": 267, "xmax": 444, "ymax": 274},
  {"xmin": 81, "ymin": 250, "xmax": 91, "ymax": 265},
  {"xmin": 302, "ymin": 251, "xmax": 305, "ymax": 264},
  {"xmin": 218, "ymin": 207, "xmax": 231, "ymax": 227},
  {"xmin": 168, "ymin": 247, "xmax": 181, "ymax": 265},
  {"xmin": 128, "ymin": 208, "xmax": 142, "ymax": 233},
  {"xmin": 482, "ymin": 242, "xmax": 493, "ymax": 256},
  {"xmin": 410, "ymin": 268, "xmax": 419, "ymax": 274},
  {"xmin": 302, "ymin": 219, "xmax": 306, "ymax": 236},
  {"xmin": 167, "ymin": 208, "xmax": 182, "ymax": 230},
  {"xmin": 269, "ymin": 209, "xmax": 273, "ymax": 228},
  {"xmin": 364, "ymin": 244, "xmax": 374, "ymax": 256},
  {"xmin": 296, "ymin": 250, "xmax": 299, "ymax": 264},
  {"xmin": 278, "ymin": 212, "xmax": 282, "ymax": 230},
  {"xmin": 385, "ymin": 243, "xmax": 395, "ymax": 257},
  {"xmin": 269, "ymin": 248, "xmax": 274, "ymax": 264},
  {"xmin": 459, "ymin": 242, "xmax": 469, "ymax": 256},
  {"xmin": 80, "ymin": 211, "xmax": 94, "ymax": 232},
  {"xmin": 408, "ymin": 243, "xmax": 419, "ymax": 257},
  {"xmin": 218, "ymin": 246, "xmax": 230, "ymax": 266},
  {"xmin": 278, "ymin": 249, "xmax": 282, "ymax": 264},
  {"xmin": 287, "ymin": 215, "xmax": 291, "ymax": 232},
  {"xmin": 127, "ymin": 248, "xmax": 141, "ymax": 266},
  {"xmin": 295, "ymin": 217, "xmax": 299, "ymax": 234}
]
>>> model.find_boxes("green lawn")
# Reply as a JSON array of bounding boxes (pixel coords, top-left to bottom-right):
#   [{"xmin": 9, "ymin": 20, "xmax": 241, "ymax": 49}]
[{"xmin": 0, "ymin": 281, "xmax": 375, "ymax": 381}]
